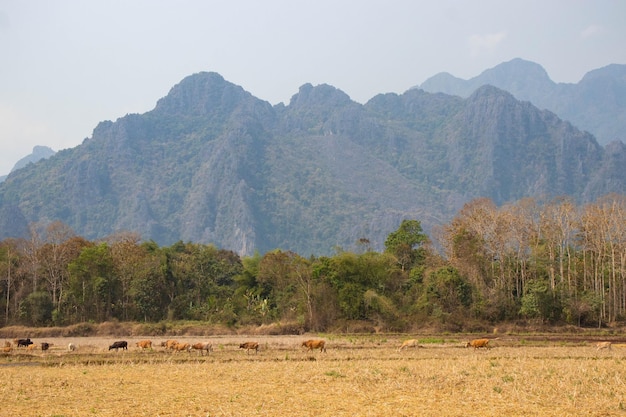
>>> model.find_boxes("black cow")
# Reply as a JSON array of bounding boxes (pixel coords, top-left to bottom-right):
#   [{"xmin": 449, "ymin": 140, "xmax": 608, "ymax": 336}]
[
  {"xmin": 17, "ymin": 338, "xmax": 33, "ymax": 348},
  {"xmin": 108, "ymin": 341, "xmax": 128, "ymax": 351}
]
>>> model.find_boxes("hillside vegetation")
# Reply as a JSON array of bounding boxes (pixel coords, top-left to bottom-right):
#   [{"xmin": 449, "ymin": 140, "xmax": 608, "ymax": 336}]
[
  {"xmin": 0, "ymin": 72, "xmax": 624, "ymax": 256},
  {"xmin": 1, "ymin": 195, "xmax": 625, "ymax": 332},
  {"xmin": 420, "ymin": 58, "xmax": 626, "ymax": 146}
]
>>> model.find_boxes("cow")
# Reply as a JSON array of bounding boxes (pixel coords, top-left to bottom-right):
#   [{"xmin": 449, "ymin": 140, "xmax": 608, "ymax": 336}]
[
  {"xmin": 108, "ymin": 341, "xmax": 128, "ymax": 351},
  {"xmin": 16, "ymin": 338, "xmax": 33, "ymax": 348},
  {"xmin": 68, "ymin": 343, "xmax": 76, "ymax": 352},
  {"xmin": 172, "ymin": 342, "xmax": 191, "ymax": 353},
  {"xmin": 239, "ymin": 341, "xmax": 259, "ymax": 354},
  {"xmin": 398, "ymin": 339, "xmax": 420, "ymax": 351},
  {"xmin": 302, "ymin": 339, "xmax": 326, "ymax": 353},
  {"xmin": 161, "ymin": 340, "xmax": 179, "ymax": 350},
  {"xmin": 27, "ymin": 343, "xmax": 39, "ymax": 351},
  {"xmin": 1, "ymin": 346, "xmax": 11, "ymax": 353},
  {"xmin": 135, "ymin": 340, "xmax": 152, "ymax": 350},
  {"xmin": 191, "ymin": 342, "xmax": 213, "ymax": 356},
  {"xmin": 596, "ymin": 341, "xmax": 612, "ymax": 351},
  {"xmin": 41, "ymin": 342, "xmax": 50, "ymax": 351},
  {"xmin": 466, "ymin": 338, "xmax": 490, "ymax": 349}
]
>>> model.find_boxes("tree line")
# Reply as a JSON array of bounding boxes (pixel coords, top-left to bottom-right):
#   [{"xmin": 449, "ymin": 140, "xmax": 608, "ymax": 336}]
[{"xmin": 0, "ymin": 194, "xmax": 624, "ymax": 331}]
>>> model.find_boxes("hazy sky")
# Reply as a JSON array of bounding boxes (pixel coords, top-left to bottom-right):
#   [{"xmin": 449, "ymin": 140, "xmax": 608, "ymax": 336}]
[{"xmin": 1, "ymin": 0, "xmax": 625, "ymax": 175}]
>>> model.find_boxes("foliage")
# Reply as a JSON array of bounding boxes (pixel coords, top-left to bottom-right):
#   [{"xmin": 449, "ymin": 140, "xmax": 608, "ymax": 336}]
[
  {"xmin": 0, "ymin": 194, "xmax": 624, "ymax": 331},
  {"xmin": 0, "ymin": 73, "xmax": 623, "ymax": 258}
]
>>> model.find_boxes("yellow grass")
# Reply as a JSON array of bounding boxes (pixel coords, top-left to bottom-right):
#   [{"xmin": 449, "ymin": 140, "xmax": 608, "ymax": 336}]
[{"xmin": 0, "ymin": 335, "xmax": 624, "ymax": 416}]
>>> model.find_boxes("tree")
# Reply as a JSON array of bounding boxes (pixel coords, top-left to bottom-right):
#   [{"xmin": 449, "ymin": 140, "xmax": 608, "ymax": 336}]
[
  {"xmin": 39, "ymin": 223, "xmax": 88, "ymax": 317},
  {"xmin": 257, "ymin": 250, "xmax": 306, "ymax": 323},
  {"xmin": 0, "ymin": 239, "xmax": 20, "ymax": 324},
  {"xmin": 20, "ymin": 290, "xmax": 53, "ymax": 326},
  {"xmin": 108, "ymin": 232, "xmax": 146, "ymax": 320},
  {"xmin": 67, "ymin": 243, "xmax": 118, "ymax": 322},
  {"xmin": 384, "ymin": 220, "xmax": 428, "ymax": 271}
]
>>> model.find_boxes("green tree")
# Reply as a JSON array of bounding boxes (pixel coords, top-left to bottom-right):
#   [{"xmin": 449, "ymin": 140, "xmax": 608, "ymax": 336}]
[
  {"xmin": 67, "ymin": 243, "xmax": 118, "ymax": 322},
  {"xmin": 20, "ymin": 290, "xmax": 53, "ymax": 326},
  {"xmin": 384, "ymin": 220, "xmax": 428, "ymax": 271},
  {"xmin": 128, "ymin": 244, "xmax": 168, "ymax": 322}
]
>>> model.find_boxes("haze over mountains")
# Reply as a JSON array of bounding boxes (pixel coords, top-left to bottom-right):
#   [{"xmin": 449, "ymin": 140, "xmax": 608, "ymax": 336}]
[
  {"xmin": 419, "ymin": 58, "xmax": 626, "ymax": 146},
  {"xmin": 0, "ymin": 60, "xmax": 624, "ymax": 256},
  {"xmin": 0, "ymin": 146, "xmax": 55, "ymax": 183}
]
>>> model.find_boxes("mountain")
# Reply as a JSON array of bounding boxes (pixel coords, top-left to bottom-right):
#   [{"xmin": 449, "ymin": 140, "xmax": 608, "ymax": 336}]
[
  {"xmin": 419, "ymin": 58, "xmax": 626, "ymax": 146},
  {"xmin": 0, "ymin": 145, "xmax": 56, "ymax": 183},
  {"xmin": 0, "ymin": 72, "xmax": 624, "ymax": 256}
]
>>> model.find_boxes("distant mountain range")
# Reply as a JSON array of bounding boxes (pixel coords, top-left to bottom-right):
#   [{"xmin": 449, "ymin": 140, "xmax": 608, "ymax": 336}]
[
  {"xmin": 0, "ymin": 65, "xmax": 624, "ymax": 256},
  {"xmin": 418, "ymin": 58, "xmax": 626, "ymax": 146},
  {"xmin": 0, "ymin": 146, "xmax": 55, "ymax": 183}
]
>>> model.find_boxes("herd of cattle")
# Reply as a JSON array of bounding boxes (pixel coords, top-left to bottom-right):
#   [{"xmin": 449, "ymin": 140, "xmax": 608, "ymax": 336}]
[
  {"xmin": 2, "ymin": 338, "xmax": 52, "ymax": 353},
  {"xmin": 1, "ymin": 338, "xmax": 328, "ymax": 355},
  {"xmin": 1, "ymin": 337, "xmax": 615, "ymax": 355}
]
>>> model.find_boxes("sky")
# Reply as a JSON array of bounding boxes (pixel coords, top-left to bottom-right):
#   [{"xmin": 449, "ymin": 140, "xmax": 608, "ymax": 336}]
[{"xmin": 1, "ymin": 0, "xmax": 625, "ymax": 175}]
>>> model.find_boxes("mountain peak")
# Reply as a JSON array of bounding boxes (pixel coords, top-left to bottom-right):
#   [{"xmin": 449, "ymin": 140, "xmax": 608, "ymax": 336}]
[
  {"xmin": 484, "ymin": 58, "xmax": 551, "ymax": 80},
  {"xmin": 419, "ymin": 58, "xmax": 626, "ymax": 146},
  {"xmin": 289, "ymin": 83, "xmax": 352, "ymax": 108},
  {"xmin": 580, "ymin": 63, "xmax": 626, "ymax": 82},
  {"xmin": 12, "ymin": 145, "xmax": 56, "ymax": 172},
  {"xmin": 154, "ymin": 71, "xmax": 253, "ymax": 116}
]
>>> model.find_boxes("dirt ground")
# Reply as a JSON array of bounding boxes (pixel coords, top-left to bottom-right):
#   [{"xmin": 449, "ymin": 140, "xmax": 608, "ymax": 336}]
[{"xmin": 1, "ymin": 335, "xmax": 625, "ymax": 416}]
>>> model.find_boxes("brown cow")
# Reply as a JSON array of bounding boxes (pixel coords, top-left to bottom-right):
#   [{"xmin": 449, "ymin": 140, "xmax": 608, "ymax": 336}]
[
  {"xmin": 1, "ymin": 346, "xmax": 11, "ymax": 353},
  {"xmin": 596, "ymin": 341, "xmax": 612, "ymax": 351},
  {"xmin": 41, "ymin": 342, "xmax": 51, "ymax": 351},
  {"xmin": 161, "ymin": 340, "xmax": 179, "ymax": 350},
  {"xmin": 239, "ymin": 341, "xmax": 259, "ymax": 354},
  {"xmin": 135, "ymin": 340, "xmax": 152, "ymax": 350},
  {"xmin": 302, "ymin": 339, "xmax": 326, "ymax": 352},
  {"xmin": 466, "ymin": 338, "xmax": 490, "ymax": 349},
  {"xmin": 173, "ymin": 342, "xmax": 191, "ymax": 353},
  {"xmin": 398, "ymin": 339, "xmax": 420, "ymax": 351},
  {"xmin": 191, "ymin": 342, "xmax": 213, "ymax": 356}
]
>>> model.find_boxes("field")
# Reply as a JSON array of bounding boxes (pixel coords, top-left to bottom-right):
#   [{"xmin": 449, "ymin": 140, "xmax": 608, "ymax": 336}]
[{"xmin": 1, "ymin": 334, "xmax": 625, "ymax": 416}]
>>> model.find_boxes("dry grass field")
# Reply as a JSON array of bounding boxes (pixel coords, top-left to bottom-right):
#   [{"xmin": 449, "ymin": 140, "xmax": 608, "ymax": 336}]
[{"xmin": 1, "ymin": 334, "xmax": 625, "ymax": 416}]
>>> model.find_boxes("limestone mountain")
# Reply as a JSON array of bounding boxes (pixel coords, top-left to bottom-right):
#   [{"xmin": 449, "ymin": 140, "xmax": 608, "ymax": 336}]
[
  {"xmin": 419, "ymin": 58, "xmax": 626, "ymax": 146},
  {"xmin": 0, "ymin": 72, "xmax": 623, "ymax": 255},
  {"xmin": 0, "ymin": 145, "xmax": 56, "ymax": 183}
]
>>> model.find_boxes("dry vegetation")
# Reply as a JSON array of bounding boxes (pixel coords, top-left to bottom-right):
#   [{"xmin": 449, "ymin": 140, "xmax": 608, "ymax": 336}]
[{"xmin": 1, "ymin": 334, "xmax": 625, "ymax": 416}]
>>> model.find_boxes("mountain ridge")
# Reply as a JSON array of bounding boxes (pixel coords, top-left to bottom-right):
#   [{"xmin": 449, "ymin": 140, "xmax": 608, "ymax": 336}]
[
  {"xmin": 419, "ymin": 58, "xmax": 626, "ymax": 146},
  {"xmin": 0, "ymin": 71, "xmax": 623, "ymax": 256}
]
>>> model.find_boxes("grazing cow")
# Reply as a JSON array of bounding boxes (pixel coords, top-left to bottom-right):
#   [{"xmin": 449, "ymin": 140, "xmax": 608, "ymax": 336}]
[
  {"xmin": 135, "ymin": 340, "xmax": 152, "ymax": 350},
  {"xmin": 302, "ymin": 339, "xmax": 326, "ymax": 353},
  {"xmin": 239, "ymin": 341, "xmax": 259, "ymax": 354},
  {"xmin": 41, "ymin": 342, "xmax": 50, "ymax": 351},
  {"xmin": 161, "ymin": 340, "xmax": 179, "ymax": 350},
  {"xmin": 2, "ymin": 346, "xmax": 11, "ymax": 353},
  {"xmin": 398, "ymin": 339, "xmax": 420, "ymax": 351},
  {"xmin": 173, "ymin": 342, "xmax": 191, "ymax": 353},
  {"xmin": 108, "ymin": 341, "xmax": 128, "ymax": 351},
  {"xmin": 466, "ymin": 338, "xmax": 490, "ymax": 349},
  {"xmin": 17, "ymin": 338, "xmax": 33, "ymax": 348},
  {"xmin": 27, "ymin": 343, "xmax": 39, "ymax": 351},
  {"xmin": 596, "ymin": 341, "xmax": 612, "ymax": 351},
  {"xmin": 68, "ymin": 343, "xmax": 76, "ymax": 352},
  {"xmin": 191, "ymin": 342, "xmax": 213, "ymax": 356}
]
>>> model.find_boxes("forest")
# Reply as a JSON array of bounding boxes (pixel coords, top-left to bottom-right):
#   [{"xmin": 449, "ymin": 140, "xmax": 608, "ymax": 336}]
[{"xmin": 1, "ymin": 194, "xmax": 625, "ymax": 332}]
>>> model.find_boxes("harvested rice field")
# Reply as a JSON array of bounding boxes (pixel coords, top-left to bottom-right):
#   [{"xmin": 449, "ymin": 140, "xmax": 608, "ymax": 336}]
[{"xmin": 1, "ymin": 334, "xmax": 625, "ymax": 416}]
